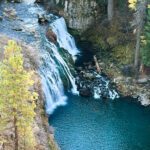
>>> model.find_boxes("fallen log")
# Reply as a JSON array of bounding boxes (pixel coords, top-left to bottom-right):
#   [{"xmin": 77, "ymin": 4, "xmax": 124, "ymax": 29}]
[{"xmin": 93, "ymin": 55, "xmax": 101, "ymax": 73}]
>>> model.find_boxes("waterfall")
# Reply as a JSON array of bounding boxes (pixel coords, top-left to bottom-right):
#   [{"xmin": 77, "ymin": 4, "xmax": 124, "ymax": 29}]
[
  {"xmin": 39, "ymin": 17, "xmax": 119, "ymax": 114},
  {"xmin": 39, "ymin": 17, "xmax": 78, "ymax": 114},
  {"xmin": 51, "ymin": 17, "xmax": 79, "ymax": 58}
]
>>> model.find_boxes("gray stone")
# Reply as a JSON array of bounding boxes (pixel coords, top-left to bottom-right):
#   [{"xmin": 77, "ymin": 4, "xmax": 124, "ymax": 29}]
[
  {"xmin": 44, "ymin": 0, "xmax": 100, "ymax": 31},
  {"xmin": 137, "ymin": 78, "xmax": 148, "ymax": 84},
  {"xmin": 113, "ymin": 76, "xmax": 124, "ymax": 83},
  {"xmin": 84, "ymin": 72, "xmax": 95, "ymax": 80},
  {"xmin": 138, "ymin": 93, "xmax": 150, "ymax": 106},
  {"xmin": 35, "ymin": 0, "xmax": 42, "ymax": 3}
]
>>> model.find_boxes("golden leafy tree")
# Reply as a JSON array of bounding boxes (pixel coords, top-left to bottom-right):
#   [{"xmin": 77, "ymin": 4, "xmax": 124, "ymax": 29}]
[
  {"xmin": 0, "ymin": 40, "xmax": 38, "ymax": 150},
  {"xmin": 128, "ymin": 0, "xmax": 137, "ymax": 10}
]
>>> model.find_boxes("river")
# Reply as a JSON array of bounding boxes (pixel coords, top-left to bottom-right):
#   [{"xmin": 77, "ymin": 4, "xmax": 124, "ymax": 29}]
[{"xmin": 0, "ymin": 1, "xmax": 150, "ymax": 150}]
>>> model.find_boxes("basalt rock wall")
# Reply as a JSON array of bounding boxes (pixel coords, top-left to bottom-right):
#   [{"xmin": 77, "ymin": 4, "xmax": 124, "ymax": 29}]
[{"xmin": 44, "ymin": 0, "xmax": 100, "ymax": 31}]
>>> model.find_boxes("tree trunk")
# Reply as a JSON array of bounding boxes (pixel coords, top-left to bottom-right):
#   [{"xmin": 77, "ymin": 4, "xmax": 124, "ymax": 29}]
[
  {"xmin": 14, "ymin": 116, "xmax": 18, "ymax": 150},
  {"xmin": 107, "ymin": 0, "xmax": 114, "ymax": 21},
  {"xmin": 134, "ymin": 1, "xmax": 147, "ymax": 78},
  {"xmin": 134, "ymin": 27, "xmax": 141, "ymax": 78}
]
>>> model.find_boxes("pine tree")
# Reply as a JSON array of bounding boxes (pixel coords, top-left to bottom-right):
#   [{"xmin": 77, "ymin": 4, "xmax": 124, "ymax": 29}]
[
  {"xmin": 128, "ymin": 0, "xmax": 147, "ymax": 78},
  {"xmin": 141, "ymin": 5, "xmax": 150, "ymax": 66},
  {"xmin": 0, "ymin": 40, "xmax": 38, "ymax": 150}
]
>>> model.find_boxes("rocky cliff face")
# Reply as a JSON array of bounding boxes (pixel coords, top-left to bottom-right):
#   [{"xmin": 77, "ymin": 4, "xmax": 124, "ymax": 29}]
[
  {"xmin": 44, "ymin": 0, "xmax": 100, "ymax": 31},
  {"xmin": 0, "ymin": 35, "xmax": 59, "ymax": 150}
]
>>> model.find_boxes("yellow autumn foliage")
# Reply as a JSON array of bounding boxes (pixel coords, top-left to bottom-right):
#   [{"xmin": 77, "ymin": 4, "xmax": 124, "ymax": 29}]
[
  {"xmin": 128, "ymin": 0, "xmax": 137, "ymax": 10},
  {"xmin": 0, "ymin": 40, "xmax": 38, "ymax": 150}
]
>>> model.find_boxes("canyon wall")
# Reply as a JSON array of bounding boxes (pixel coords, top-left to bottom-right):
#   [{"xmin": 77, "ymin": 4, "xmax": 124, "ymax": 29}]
[{"xmin": 44, "ymin": 0, "xmax": 100, "ymax": 31}]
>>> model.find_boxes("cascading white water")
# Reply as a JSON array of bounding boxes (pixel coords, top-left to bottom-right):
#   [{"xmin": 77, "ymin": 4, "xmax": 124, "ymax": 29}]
[
  {"xmin": 51, "ymin": 17, "xmax": 79, "ymax": 57},
  {"xmin": 93, "ymin": 74, "xmax": 119, "ymax": 100},
  {"xmin": 39, "ymin": 17, "xmax": 79, "ymax": 114},
  {"xmin": 39, "ymin": 17, "xmax": 119, "ymax": 114}
]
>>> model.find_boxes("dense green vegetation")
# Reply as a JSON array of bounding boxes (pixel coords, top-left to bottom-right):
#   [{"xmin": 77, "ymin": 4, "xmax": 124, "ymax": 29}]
[
  {"xmin": 141, "ymin": 5, "xmax": 150, "ymax": 66},
  {"xmin": 75, "ymin": 0, "xmax": 150, "ymax": 76}
]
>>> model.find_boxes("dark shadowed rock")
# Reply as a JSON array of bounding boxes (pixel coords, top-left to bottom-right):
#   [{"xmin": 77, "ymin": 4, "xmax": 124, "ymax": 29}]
[
  {"xmin": 76, "ymin": 63, "xmax": 119, "ymax": 100},
  {"xmin": 38, "ymin": 13, "xmax": 48, "ymax": 24},
  {"xmin": 12, "ymin": 27, "xmax": 22, "ymax": 31},
  {"xmin": 121, "ymin": 65, "xmax": 134, "ymax": 77},
  {"xmin": 13, "ymin": 0, "xmax": 22, "ymax": 3},
  {"xmin": 35, "ymin": 0, "xmax": 42, "ymax": 3},
  {"xmin": 0, "ymin": 16, "xmax": 3, "ymax": 21},
  {"xmin": 79, "ymin": 88, "xmax": 92, "ymax": 97}
]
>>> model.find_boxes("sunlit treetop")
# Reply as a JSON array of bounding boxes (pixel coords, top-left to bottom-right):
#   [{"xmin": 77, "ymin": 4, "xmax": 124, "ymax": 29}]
[{"xmin": 128, "ymin": 0, "xmax": 137, "ymax": 10}]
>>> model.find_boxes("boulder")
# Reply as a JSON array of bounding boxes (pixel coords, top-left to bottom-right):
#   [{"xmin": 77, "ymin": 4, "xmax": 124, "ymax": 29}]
[
  {"xmin": 84, "ymin": 72, "xmax": 95, "ymax": 80},
  {"xmin": 138, "ymin": 93, "xmax": 150, "ymax": 106},
  {"xmin": 79, "ymin": 88, "xmax": 92, "ymax": 97},
  {"xmin": 46, "ymin": 28, "xmax": 57, "ymax": 44},
  {"xmin": 137, "ymin": 78, "xmax": 148, "ymax": 84},
  {"xmin": 37, "ymin": 13, "xmax": 48, "ymax": 24}
]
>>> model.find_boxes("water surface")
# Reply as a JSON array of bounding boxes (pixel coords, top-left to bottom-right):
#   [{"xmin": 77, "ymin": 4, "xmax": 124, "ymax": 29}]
[{"xmin": 50, "ymin": 95, "xmax": 150, "ymax": 150}]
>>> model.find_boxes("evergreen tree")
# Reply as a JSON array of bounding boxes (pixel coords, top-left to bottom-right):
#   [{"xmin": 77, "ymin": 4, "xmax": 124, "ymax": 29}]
[
  {"xmin": 141, "ymin": 5, "xmax": 150, "ymax": 66},
  {"xmin": 128, "ymin": 0, "xmax": 147, "ymax": 77},
  {"xmin": 0, "ymin": 40, "xmax": 38, "ymax": 150}
]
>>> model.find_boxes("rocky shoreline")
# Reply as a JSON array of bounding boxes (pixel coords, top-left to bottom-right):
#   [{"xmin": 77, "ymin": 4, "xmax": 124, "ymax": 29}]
[
  {"xmin": 74, "ymin": 52, "xmax": 150, "ymax": 105},
  {"xmin": 98, "ymin": 61, "xmax": 150, "ymax": 106},
  {"xmin": 75, "ymin": 60, "xmax": 119, "ymax": 100},
  {"xmin": 45, "ymin": 25, "xmax": 150, "ymax": 106}
]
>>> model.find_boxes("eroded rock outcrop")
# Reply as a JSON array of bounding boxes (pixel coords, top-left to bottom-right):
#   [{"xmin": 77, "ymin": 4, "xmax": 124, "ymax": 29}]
[
  {"xmin": 75, "ymin": 61, "xmax": 119, "ymax": 100},
  {"xmin": 44, "ymin": 0, "xmax": 100, "ymax": 31},
  {"xmin": 0, "ymin": 35, "xmax": 59, "ymax": 150},
  {"xmin": 100, "ymin": 60, "xmax": 150, "ymax": 106}
]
